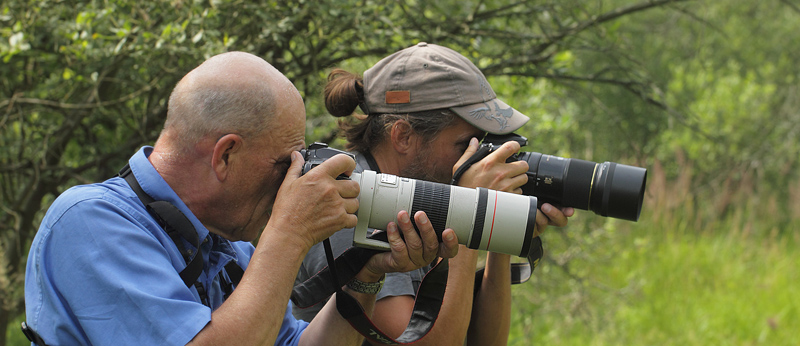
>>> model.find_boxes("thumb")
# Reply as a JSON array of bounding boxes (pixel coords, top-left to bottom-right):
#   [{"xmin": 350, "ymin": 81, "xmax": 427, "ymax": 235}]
[
  {"xmin": 281, "ymin": 151, "xmax": 305, "ymax": 187},
  {"xmin": 453, "ymin": 137, "xmax": 480, "ymax": 174}
]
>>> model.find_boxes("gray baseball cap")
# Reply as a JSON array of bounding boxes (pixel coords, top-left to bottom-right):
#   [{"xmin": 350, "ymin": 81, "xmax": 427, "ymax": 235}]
[{"xmin": 360, "ymin": 42, "xmax": 529, "ymax": 134}]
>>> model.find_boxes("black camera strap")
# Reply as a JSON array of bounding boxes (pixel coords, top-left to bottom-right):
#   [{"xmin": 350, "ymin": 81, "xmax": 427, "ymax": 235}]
[
  {"xmin": 362, "ymin": 151, "xmax": 381, "ymax": 175},
  {"xmin": 450, "ymin": 145, "xmax": 494, "ymax": 187},
  {"xmin": 21, "ymin": 165, "xmax": 247, "ymax": 346},
  {"xmin": 473, "ymin": 237, "xmax": 543, "ymax": 297},
  {"xmin": 292, "ymin": 232, "xmax": 540, "ymax": 344},
  {"xmin": 296, "ymin": 151, "xmax": 448, "ymax": 343},
  {"xmin": 118, "ymin": 164, "xmax": 244, "ymax": 306},
  {"xmin": 293, "ymin": 231, "xmax": 449, "ymax": 345},
  {"xmin": 21, "ymin": 321, "xmax": 48, "ymax": 346}
]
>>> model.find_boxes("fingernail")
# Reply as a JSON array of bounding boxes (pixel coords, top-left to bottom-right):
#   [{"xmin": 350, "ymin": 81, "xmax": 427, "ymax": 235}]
[
  {"xmin": 418, "ymin": 213, "xmax": 428, "ymax": 225},
  {"xmin": 445, "ymin": 232, "xmax": 454, "ymax": 242},
  {"xmin": 470, "ymin": 137, "xmax": 479, "ymax": 146},
  {"xmin": 541, "ymin": 204, "xmax": 552, "ymax": 213},
  {"xmin": 400, "ymin": 212, "xmax": 410, "ymax": 223}
]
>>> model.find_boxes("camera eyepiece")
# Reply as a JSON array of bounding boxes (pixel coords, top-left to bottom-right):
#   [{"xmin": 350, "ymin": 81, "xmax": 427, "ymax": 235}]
[{"xmin": 300, "ymin": 142, "xmax": 354, "ymax": 175}]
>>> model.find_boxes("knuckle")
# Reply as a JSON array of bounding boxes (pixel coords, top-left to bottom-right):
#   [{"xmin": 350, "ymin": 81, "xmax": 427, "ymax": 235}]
[
  {"xmin": 389, "ymin": 238, "xmax": 406, "ymax": 253},
  {"xmin": 406, "ymin": 237, "xmax": 423, "ymax": 252},
  {"xmin": 425, "ymin": 238, "xmax": 439, "ymax": 251}
]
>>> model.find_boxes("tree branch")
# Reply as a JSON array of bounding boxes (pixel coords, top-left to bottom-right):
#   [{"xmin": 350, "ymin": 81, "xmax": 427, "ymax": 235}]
[
  {"xmin": 509, "ymin": 70, "xmax": 717, "ymax": 142},
  {"xmin": 533, "ymin": 0, "xmax": 691, "ymax": 56},
  {"xmin": 0, "ymin": 77, "xmax": 160, "ymax": 110},
  {"xmin": 780, "ymin": 0, "xmax": 800, "ymax": 15}
]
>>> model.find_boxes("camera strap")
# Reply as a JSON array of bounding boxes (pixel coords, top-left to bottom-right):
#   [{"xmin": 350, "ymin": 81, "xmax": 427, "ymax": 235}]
[
  {"xmin": 292, "ymin": 235, "xmax": 540, "ymax": 307},
  {"xmin": 291, "ymin": 233, "xmax": 541, "ymax": 344},
  {"xmin": 473, "ymin": 237, "xmax": 543, "ymax": 296},
  {"xmin": 21, "ymin": 321, "xmax": 48, "ymax": 346},
  {"xmin": 292, "ymin": 231, "xmax": 448, "ymax": 345},
  {"xmin": 118, "ymin": 164, "xmax": 244, "ymax": 306},
  {"xmin": 450, "ymin": 145, "xmax": 494, "ymax": 187},
  {"xmin": 21, "ymin": 165, "xmax": 248, "ymax": 346}
]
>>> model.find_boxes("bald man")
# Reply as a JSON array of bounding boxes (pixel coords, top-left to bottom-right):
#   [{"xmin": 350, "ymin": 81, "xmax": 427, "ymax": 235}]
[{"xmin": 24, "ymin": 52, "xmax": 459, "ymax": 346}]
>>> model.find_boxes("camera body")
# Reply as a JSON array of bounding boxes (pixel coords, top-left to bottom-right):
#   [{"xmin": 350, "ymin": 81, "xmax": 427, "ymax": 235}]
[
  {"xmin": 478, "ymin": 133, "xmax": 647, "ymax": 222},
  {"xmin": 300, "ymin": 142, "xmax": 356, "ymax": 177}
]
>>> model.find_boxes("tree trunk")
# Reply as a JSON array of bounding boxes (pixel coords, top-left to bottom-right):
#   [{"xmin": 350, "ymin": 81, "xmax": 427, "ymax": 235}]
[{"xmin": 0, "ymin": 308, "xmax": 10, "ymax": 346}]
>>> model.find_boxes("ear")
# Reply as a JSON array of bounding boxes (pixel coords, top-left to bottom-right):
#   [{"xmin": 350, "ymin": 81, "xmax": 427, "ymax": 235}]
[
  {"xmin": 389, "ymin": 120, "xmax": 419, "ymax": 155},
  {"xmin": 211, "ymin": 134, "xmax": 244, "ymax": 181}
]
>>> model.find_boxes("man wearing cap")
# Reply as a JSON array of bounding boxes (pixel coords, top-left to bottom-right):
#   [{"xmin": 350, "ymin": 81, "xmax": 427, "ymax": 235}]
[{"xmin": 293, "ymin": 43, "xmax": 573, "ymax": 345}]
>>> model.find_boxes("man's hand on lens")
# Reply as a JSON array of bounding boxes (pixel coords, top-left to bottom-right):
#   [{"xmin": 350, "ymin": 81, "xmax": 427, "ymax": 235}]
[
  {"xmin": 533, "ymin": 203, "xmax": 575, "ymax": 237},
  {"xmin": 362, "ymin": 210, "xmax": 459, "ymax": 278}
]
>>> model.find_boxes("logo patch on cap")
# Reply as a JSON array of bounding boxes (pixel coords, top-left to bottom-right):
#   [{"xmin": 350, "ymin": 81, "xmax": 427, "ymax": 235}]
[{"xmin": 385, "ymin": 91, "xmax": 411, "ymax": 104}]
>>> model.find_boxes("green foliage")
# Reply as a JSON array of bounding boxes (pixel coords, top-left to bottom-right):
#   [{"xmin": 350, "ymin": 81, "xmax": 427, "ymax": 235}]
[
  {"xmin": 508, "ymin": 208, "xmax": 800, "ymax": 346},
  {"xmin": 499, "ymin": 1, "xmax": 800, "ymax": 345},
  {"xmin": 4, "ymin": 0, "xmax": 800, "ymax": 344},
  {"xmin": 663, "ymin": 60, "xmax": 782, "ymax": 174},
  {"xmin": 4, "ymin": 315, "xmax": 26, "ymax": 346}
]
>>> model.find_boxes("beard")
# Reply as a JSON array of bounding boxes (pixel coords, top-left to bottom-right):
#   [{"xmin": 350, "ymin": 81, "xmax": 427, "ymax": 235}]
[{"xmin": 398, "ymin": 146, "xmax": 452, "ymax": 184}]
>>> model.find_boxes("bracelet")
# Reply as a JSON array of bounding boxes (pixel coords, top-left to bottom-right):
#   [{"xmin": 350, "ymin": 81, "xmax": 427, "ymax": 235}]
[{"xmin": 346, "ymin": 276, "xmax": 385, "ymax": 295}]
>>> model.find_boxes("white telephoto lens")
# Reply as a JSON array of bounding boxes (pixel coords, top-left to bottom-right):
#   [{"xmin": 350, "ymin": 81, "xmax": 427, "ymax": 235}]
[{"xmin": 351, "ymin": 170, "xmax": 538, "ymax": 257}]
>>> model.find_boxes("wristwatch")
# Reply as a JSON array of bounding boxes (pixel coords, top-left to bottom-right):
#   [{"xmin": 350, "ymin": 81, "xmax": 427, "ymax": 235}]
[{"xmin": 346, "ymin": 275, "xmax": 385, "ymax": 295}]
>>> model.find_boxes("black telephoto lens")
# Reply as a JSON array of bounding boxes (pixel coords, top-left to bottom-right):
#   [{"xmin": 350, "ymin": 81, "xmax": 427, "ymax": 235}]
[{"xmin": 517, "ymin": 152, "xmax": 647, "ymax": 221}]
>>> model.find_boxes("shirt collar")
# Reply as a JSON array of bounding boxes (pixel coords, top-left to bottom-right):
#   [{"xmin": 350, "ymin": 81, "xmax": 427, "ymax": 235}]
[{"xmin": 128, "ymin": 146, "xmax": 212, "ymax": 242}]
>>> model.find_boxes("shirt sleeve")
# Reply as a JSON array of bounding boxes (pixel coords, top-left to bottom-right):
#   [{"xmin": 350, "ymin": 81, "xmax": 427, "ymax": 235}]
[{"xmin": 276, "ymin": 302, "xmax": 310, "ymax": 346}]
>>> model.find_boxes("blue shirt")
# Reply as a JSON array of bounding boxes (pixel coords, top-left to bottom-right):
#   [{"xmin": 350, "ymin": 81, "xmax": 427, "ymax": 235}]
[{"xmin": 25, "ymin": 146, "xmax": 308, "ymax": 345}]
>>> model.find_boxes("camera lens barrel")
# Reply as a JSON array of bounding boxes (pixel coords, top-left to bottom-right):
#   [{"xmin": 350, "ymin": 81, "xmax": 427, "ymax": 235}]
[
  {"xmin": 352, "ymin": 170, "xmax": 539, "ymax": 257},
  {"xmin": 300, "ymin": 144, "xmax": 542, "ymax": 256},
  {"xmin": 408, "ymin": 180, "xmax": 451, "ymax": 236},
  {"xmin": 518, "ymin": 152, "xmax": 647, "ymax": 222},
  {"xmin": 591, "ymin": 162, "xmax": 647, "ymax": 221}
]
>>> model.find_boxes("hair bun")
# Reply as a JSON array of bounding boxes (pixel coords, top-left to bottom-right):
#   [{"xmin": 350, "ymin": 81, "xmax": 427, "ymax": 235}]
[{"xmin": 324, "ymin": 69, "xmax": 363, "ymax": 118}]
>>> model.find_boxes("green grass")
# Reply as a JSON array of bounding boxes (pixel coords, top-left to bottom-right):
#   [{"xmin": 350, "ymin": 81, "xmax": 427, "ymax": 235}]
[
  {"xmin": 508, "ymin": 216, "xmax": 800, "ymax": 346},
  {"xmin": 5, "ymin": 315, "xmax": 28, "ymax": 346}
]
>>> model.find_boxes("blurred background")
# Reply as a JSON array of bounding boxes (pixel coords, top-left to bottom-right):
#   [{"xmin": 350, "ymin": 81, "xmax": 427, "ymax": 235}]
[{"xmin": 2, "ymin": 0, "xmax": 798, "ymax": 345}]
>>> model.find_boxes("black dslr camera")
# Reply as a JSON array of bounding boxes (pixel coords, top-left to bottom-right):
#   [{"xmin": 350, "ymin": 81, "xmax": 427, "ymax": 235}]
[
  {"xmin": 460, "ymin": 133, "xmax": 647, "ymax": 222},
  {"xmin": 299, "ymin": 143, "xmax": 354, "ymax": 176}
]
